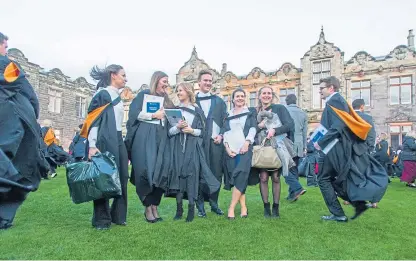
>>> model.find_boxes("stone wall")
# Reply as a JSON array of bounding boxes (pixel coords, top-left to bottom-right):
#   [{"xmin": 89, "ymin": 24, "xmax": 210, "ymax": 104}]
[{"xmin": 8, "ymin": 48, "xmax": 95, "ymax": 150}]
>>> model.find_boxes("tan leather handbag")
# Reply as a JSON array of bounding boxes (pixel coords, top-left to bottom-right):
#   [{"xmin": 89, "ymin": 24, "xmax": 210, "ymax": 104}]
[{"xmin": 251, "ymin": 139, "xmax": 282, "ymax": 169}]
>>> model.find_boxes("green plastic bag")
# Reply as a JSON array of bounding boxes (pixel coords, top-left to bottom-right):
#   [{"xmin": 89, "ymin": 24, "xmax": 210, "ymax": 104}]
[{"xmin": 65, "ymin": 152, "xmax": 122, "ymax": 204}]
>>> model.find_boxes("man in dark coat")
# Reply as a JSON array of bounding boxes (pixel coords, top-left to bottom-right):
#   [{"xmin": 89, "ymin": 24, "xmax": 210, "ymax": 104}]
[
  {"xmin": 195, "ymin": 70, "xmax": 227, "ymax": 217},
  {"xmin": 314, "ymin": 76, "xmax": 388, "ymax": 222},
  {"xmin": 352, "ymin": 99, "xmax": 376, "ymax": 153},
  {"xmin": 0, "ymin": 32, "xmax": 49, "ymax": 229}
]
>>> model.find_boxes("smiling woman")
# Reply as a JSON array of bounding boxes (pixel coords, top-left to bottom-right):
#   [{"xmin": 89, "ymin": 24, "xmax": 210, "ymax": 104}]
[
  {"xmin": 76, "ymin": 64, "xmax": 129, "ymax": 230},
  {"xmin": 223, "ymin": 88, "xmax": 258, "ymax": 220}
]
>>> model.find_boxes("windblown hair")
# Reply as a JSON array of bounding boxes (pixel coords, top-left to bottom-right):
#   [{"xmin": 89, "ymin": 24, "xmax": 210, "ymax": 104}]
[{"xmin": 90, "ymin": 64, "xmax": 123, "ymax": 90}]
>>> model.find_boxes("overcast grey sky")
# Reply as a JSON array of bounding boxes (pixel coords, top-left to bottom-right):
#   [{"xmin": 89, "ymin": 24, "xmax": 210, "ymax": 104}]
[{"xmin": 2, "ymin": 0, "xmax": 415, "ymax": 89}]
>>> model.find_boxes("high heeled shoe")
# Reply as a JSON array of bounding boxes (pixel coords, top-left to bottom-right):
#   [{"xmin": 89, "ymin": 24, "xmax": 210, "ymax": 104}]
[
  {"xmin": 241, "ymin": 209, "xmax": 248, "ymax": 218},
  {"xmin": 144, "ymin": 213, "xmax": 157, "ymax": 223}
]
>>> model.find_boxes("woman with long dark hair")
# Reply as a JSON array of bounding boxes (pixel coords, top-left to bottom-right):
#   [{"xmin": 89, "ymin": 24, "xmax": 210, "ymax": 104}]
[
  {"xmin": 81, "ymin": 64, "xmax": 129, "ymax": 230},
  {"xmin": 223, "ymin": 88, "xmax": 257, "ymax": 219},
  {"xmin": 166, "ymin": 83, "xmax": 220, "ymax": 222},
  {"xmin": 125, "ymin": 71, "xmax": 174, "ymax": 223}
]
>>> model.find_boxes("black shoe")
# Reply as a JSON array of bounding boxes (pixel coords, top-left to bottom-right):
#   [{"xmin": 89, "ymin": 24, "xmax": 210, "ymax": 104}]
[
  {"xmin": 241, "ymin": 209, "xmax": 248, "ymax": 218},
  {"xmin": 0, "ymin": 220, "xmax": 12, "ymax": 230},
  {"xmin": 263, "ymin": 202, "xmax": 271, "ymax": 218},
  {"xmin": 113, "ymin": 222, "xmax": 127, "ymax": 226},
  {"xmin": 227, "ymin": 216, "xmax": 235, "ymax": 220},
  {"xmin": 211, "ymin": 207, "xmax": 224, "ymax": 216},
  {"xmin": 94, "ymin": 224, "xmax": 110, "ymax": 230},
  {"xmin": 197, "ymin": 202, "xmax": 207, "ymax": 218},
  {"xmin": 272, "ymin": 203, "xmax": 280, "ymax": 218},
  {"xmin": 321, "ymin": 214, "xmax": 348, "ymax": 222},
  {"xmin": 351, "ymin": 204, "xmax": 369, "ymax": 220},
  {"xmin": 156, "ymin": 217, "xmax": 163, "ymax": 222},
  {"xmin": 144, "ymin": 213, "xmax": 157, "ymax": 223},
  {"xmin": 174, "ymin": 203, "xmax": 184, "ymax": 220},
  {"xmin": 288, "ymin": 189, "xmax": 306, "ymax": 202},
  {"xmin": 186, "ymin": 204, "xmax": 195, "ymax": 222}
]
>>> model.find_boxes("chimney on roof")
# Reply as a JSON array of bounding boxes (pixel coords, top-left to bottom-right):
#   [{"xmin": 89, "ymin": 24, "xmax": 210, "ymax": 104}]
[{"xmin": 408, "ymin": 29, "xmax": 415, "ymax": 51}]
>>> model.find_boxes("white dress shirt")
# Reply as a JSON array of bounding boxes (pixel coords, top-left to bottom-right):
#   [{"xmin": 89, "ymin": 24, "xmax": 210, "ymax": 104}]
[
  {"xmin": 223, "ymin": 107, "xmax": 256, "ymax": 144},
  {"xmin": 196, "ymin": 92, "xmax": 211, "ymax": 118},
  {"xmin": 88, "ymin": 86, "xmax": 123, "ymax": 148}
]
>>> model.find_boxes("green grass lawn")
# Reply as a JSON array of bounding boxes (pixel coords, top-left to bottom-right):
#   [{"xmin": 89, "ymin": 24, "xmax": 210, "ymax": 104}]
[{"xmin": 1, "ymin": 167, "xmax": 415, "ymax": 260}]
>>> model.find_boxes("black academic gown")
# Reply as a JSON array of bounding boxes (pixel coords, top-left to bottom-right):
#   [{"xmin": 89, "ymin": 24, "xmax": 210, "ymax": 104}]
[
  {"xmin": 223, "ymin": 108, "xmax": 257, "ymax": 194},
  {"xmin": 317, "ymin": 93, "xmax": 388, "ymax": 203},
  {"xmin": 0, "ymin": 55, "xmax": 49, "ymax": 226},
  {"xmin": 166, "ymin": 106, "xmax": 220, "ymax": 203},
  {"xmin": 80, "ymin": 89, "xmax": 129, "ymax": 226},
  {"xmin": 124, "ymin": 89, "xmax": 170, "ymax": 206},
  {"xmin": 196, "ymin": 94, "xmax": 227, "ymax": 202},
  {"xmin": 41, "ymin": 126, "xmax": 70, "ymax": 167},
  {"xmin": 355, "ymin": 111, "xmax": 376, "ymax": 153}
]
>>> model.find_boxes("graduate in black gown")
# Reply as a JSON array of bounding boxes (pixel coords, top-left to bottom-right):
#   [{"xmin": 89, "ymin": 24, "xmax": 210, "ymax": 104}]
[
  {"xmin": 79, "ymin": 64, "xmax": 129, "ymax": 230},
  {"xmin": 166, "ymin": 83, "xmax": 220, "ymax": 222},
  {"xmin": 0, "ymin": 32, "xmax": 49, "ymax": 229},
  {"xmin": 314, "ymin": 76, "xmax": 388, "ymax": 222},
  {"xmin": 195, "ymin": 70, "xmax": 227, "ymax": 217},
  {"xmin": 222, "ymin": 88, "xmax": 257, "ymax": 219},
  {"xmin": 40, "ymin": 120, "xmax": 70, "ymax": 178},
  {"xmin": 125, "ymin": 71, "xmax": 175, "ymax": 223}
]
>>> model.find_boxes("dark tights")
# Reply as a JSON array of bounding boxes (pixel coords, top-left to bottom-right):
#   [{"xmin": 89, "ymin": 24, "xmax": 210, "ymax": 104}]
[{"xmin": 259, "ymin": 170, "xmax": 281, "ymax": 204}]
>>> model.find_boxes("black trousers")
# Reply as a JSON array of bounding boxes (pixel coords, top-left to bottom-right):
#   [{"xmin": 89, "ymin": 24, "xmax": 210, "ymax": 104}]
[
  {"xmin": 0, "ymin": 184, "xmax": 30, "ymax": 226},
  {"xmin": 317, "ymin": 154, "xmax": 347, "ymax": 217},
  {"xmin": 92, "ymin": 132, "xmax": 129, "ymax": 227},
  {"xmin": 142, "ymin": 187, "xmax": 165, "ymax": 207}
]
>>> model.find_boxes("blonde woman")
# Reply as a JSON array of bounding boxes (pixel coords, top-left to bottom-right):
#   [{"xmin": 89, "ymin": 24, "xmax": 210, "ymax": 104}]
[
  {"xmin": 166, "ymin": 83, "xmax": 220, "ymax": 222},
  {"xmin": 125, "ymin": 71, "xmax": 175, "ymax": 223},
  {"xmin": 251, "ymin": 86, "xmax": 305, "ymax": 218},
  {"xmin": 400, "ymin": 130, "xmax": 416, "ymax": 188}
]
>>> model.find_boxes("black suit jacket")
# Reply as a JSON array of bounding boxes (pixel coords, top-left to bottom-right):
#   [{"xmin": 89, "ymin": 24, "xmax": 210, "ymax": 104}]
[{"xmin": 355, "ymin": 110, "xmax": 376, "ymax": 153}]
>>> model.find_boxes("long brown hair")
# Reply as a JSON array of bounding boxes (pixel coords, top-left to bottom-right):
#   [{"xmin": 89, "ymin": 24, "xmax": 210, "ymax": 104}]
[
  {"xmin": 149, "ymin": 71, "xmax": 174, "ymax": 108},
  {"xmin": 256, "ymin": 85, "xmax": 279, "ymax": 112}
]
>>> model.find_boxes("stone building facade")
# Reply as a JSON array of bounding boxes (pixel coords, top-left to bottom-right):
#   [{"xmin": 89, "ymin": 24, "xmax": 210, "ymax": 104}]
[
  {"xmin": 7, "ymin": 48, "xmax": 96, "ymax": 151},
  {"xmin": 9, "ymin": 28, "xmax": 415, "ymax": 150},
  {"xmin": 175, "ymin": 28, "xmax": 416, "ymax": 150}
]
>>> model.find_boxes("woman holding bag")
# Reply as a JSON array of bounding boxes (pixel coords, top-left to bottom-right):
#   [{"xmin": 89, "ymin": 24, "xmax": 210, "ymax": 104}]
[
  {"xmin": 223, "ymin": 88, "xmax": 257, "ymax": 219},
  {"xmin": 251, "ymin": 85, "xmax": 298, "ymax": 218}
]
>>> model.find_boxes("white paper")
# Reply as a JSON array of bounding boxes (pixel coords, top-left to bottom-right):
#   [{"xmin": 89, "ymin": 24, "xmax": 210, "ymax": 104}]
[
  {"xmin": 310, "ymin": 124, "xmax": 328, "ymax": 144},
  {"xmin": 322, "ymin": 138, "xmax": 339, "ymax": 154},
  {"xmin": 142, "ymin": 94, "xmax": 164, "ymax": 125},
  {"xmin": 224, "ymin": 129, "xmax": 246, "ymax": 153},
  {"xmin": 211, "ymin": 121, "xmax": 221, "ymax": 140}
]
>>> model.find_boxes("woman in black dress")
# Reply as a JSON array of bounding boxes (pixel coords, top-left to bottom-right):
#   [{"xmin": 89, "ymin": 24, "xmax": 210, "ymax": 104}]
[
  {"xmin": 223, "ymin": 88, "xmax": 257, "ymax": 219},
  {"xmin": 125, "ymin": 71, "xmax": 174, "ymax": 223},
  {"xmin": 166, "ymin": 83, "xmax": 220, "ymax": 222}
]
